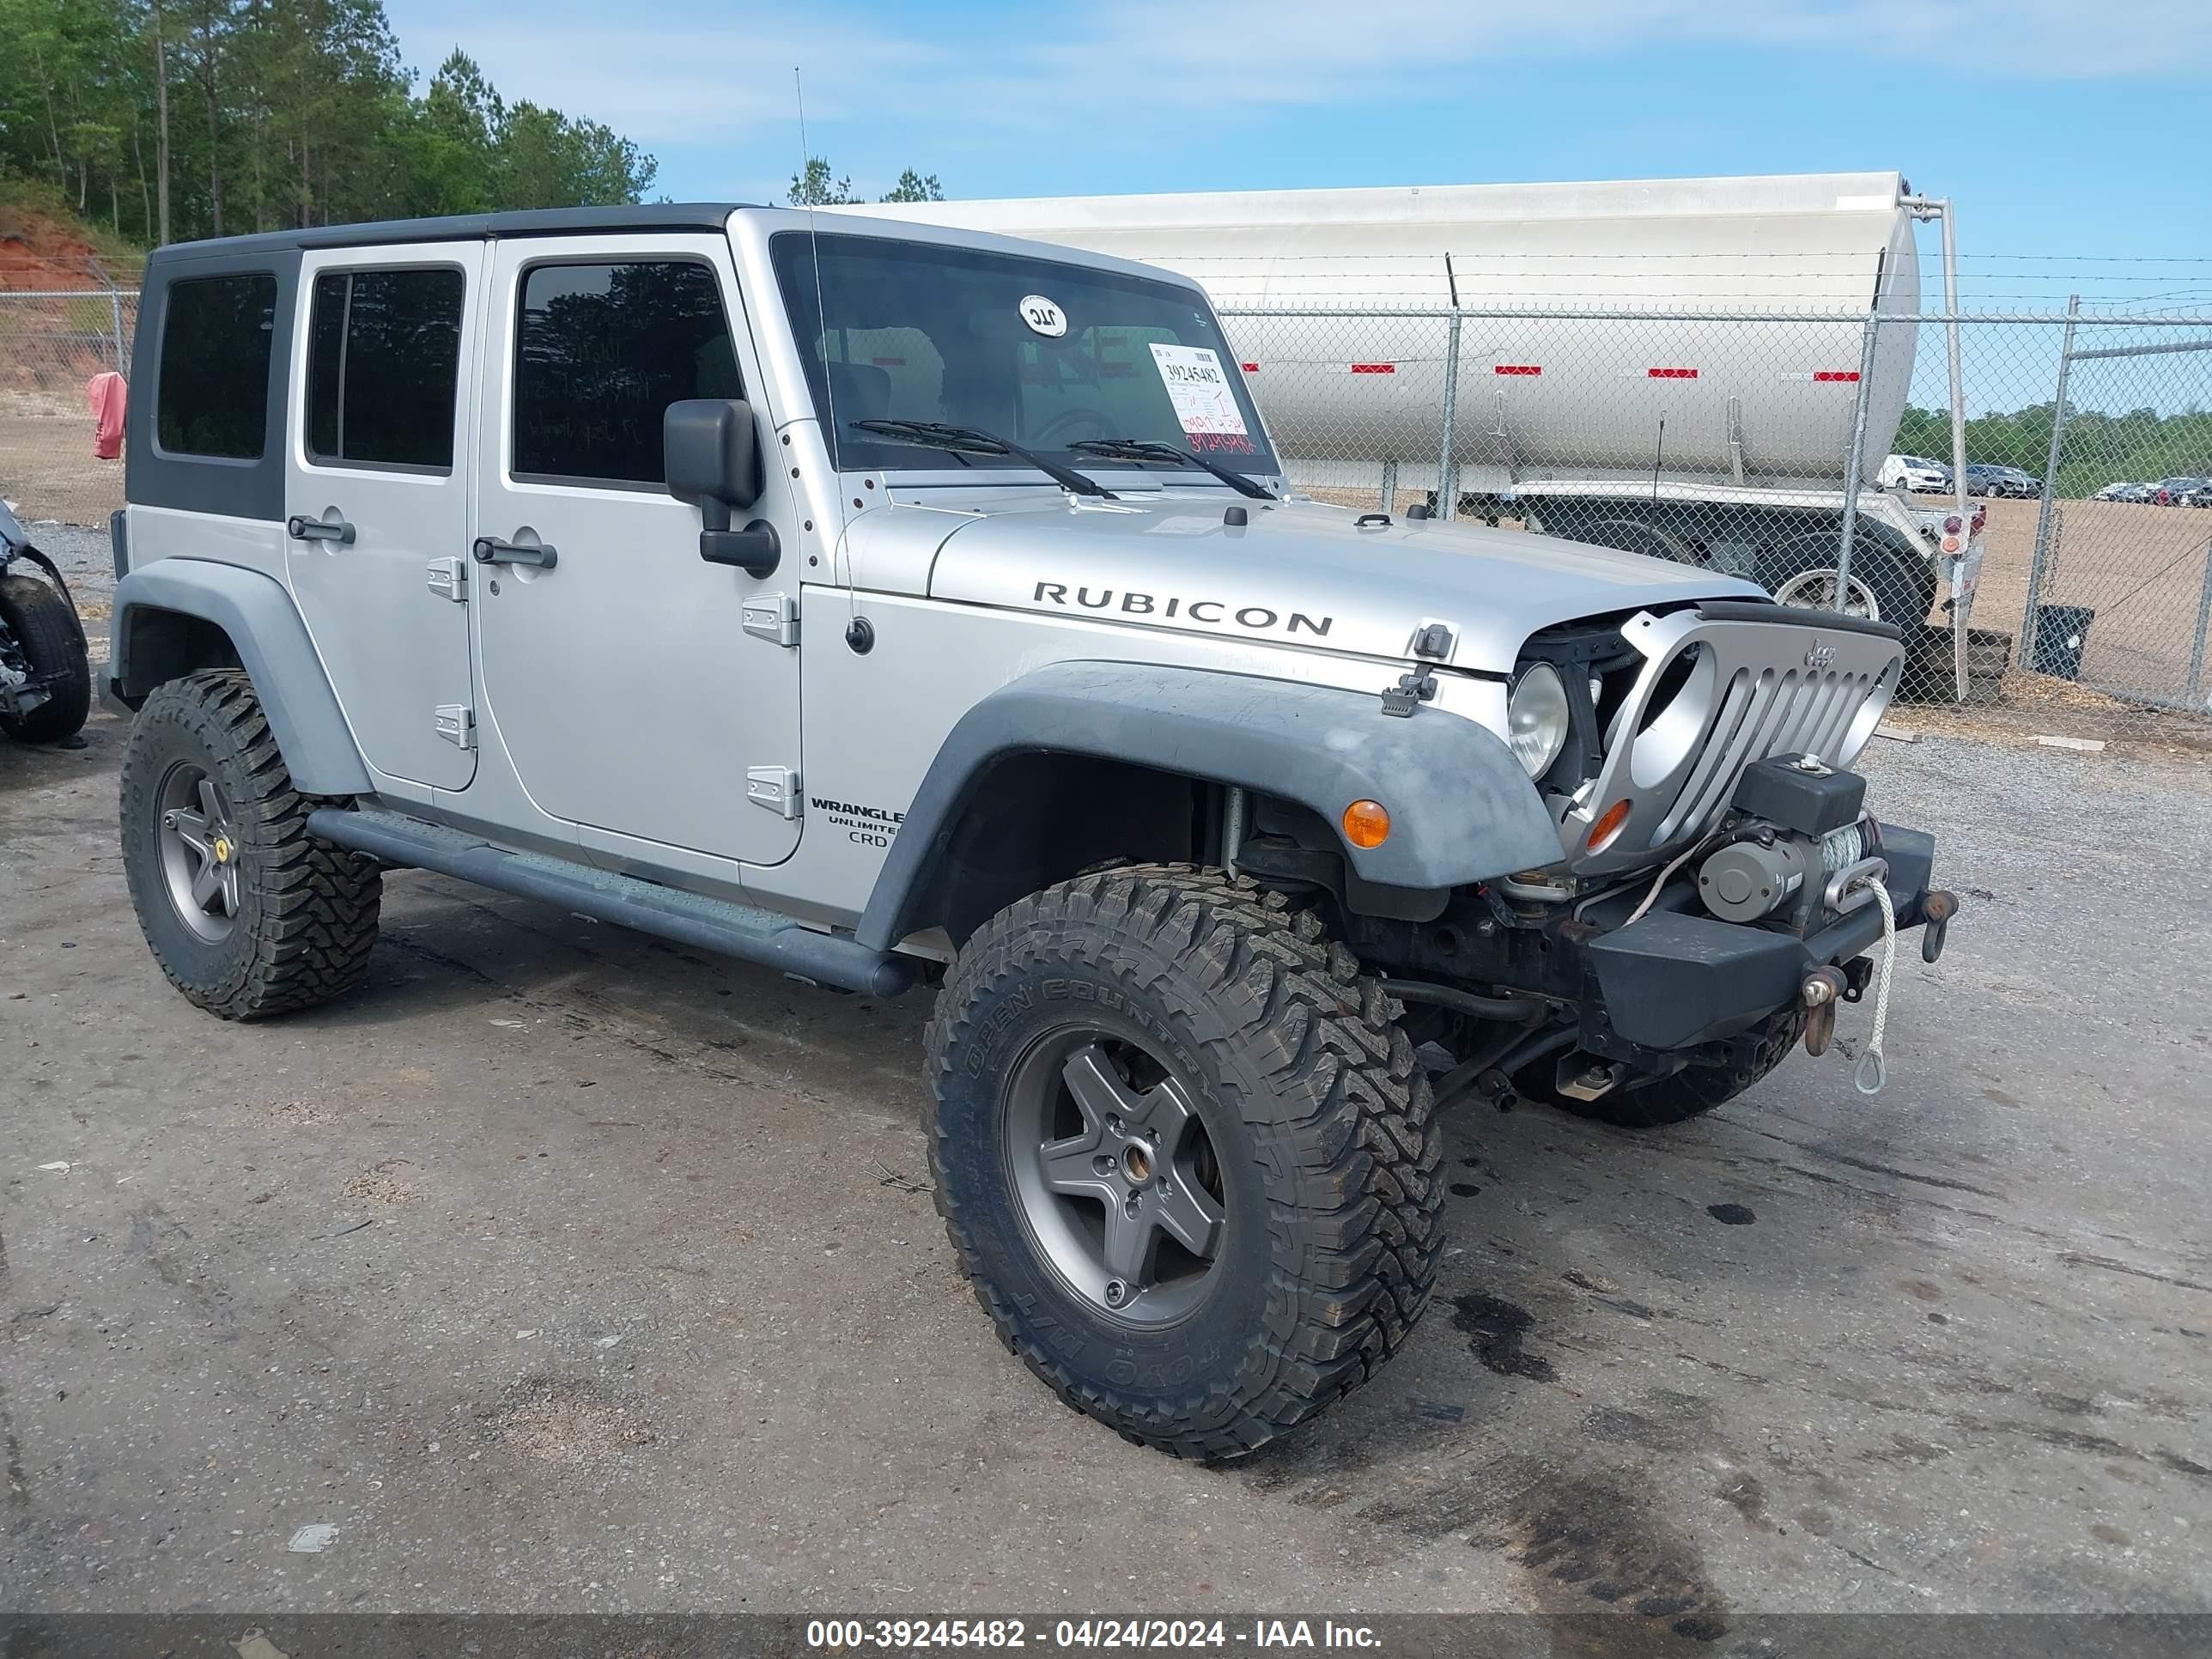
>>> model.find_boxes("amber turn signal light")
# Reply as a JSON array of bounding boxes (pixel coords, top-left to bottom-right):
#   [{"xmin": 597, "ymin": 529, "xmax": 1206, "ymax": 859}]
[
  {"xmin": 1341, "ymin": 799, "xmax": 1392, "ymax": 849},
  {"xmin": 1586, "ymin": 798, "xmax": 1633, "ymax": 852}
]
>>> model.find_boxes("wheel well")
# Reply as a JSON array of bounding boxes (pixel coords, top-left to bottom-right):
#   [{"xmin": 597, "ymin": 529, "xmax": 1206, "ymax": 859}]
[
  {"xmin": 114, "ymin": 605, "xmax": 242, "ymax": 704},
  {"xmin": 903, "ymin": 753, "xmax": 1212, "ymax": 948}
]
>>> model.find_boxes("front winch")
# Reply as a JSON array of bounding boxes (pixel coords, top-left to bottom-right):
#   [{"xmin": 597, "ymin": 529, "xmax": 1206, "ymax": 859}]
[{"xmin": 1697, "ymin": 815, "xmax": 1881, "ymax": 924}]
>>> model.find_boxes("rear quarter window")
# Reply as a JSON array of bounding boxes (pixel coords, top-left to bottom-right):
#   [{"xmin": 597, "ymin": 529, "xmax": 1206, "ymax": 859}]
[{"xmin": 157, "ymin": 273, "xmax": 278, "ymax": 459}]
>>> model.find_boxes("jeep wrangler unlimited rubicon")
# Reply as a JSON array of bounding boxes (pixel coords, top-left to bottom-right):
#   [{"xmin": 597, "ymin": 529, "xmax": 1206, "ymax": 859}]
[{"xmin": 109, "ymin": 205, "xmax": 1957, "ymax": 1457}]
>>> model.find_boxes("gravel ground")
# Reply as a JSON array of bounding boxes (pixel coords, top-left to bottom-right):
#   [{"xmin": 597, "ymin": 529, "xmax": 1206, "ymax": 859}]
[{"xmin": 3, "ymin": 705, "xmax": 2209, "ymax": 1630}]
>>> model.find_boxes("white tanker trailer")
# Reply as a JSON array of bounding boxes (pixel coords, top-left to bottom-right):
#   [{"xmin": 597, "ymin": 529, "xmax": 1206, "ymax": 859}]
[{"xmin": 857, "ymin": 172, "xmax": 1978, "ymax": 630}]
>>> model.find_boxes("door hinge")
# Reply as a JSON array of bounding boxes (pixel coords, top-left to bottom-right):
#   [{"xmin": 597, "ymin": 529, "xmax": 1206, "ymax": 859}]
[
  {"xmin": 741, "ymin": 592, "xmax": 800, "ymax": 647},
  {"xmin": 434, "ymin": 704, "xmax": 475, "ymax": 750},
  {"xmin": 426, "ymin": 556, "xmax": 469, "ymax": 602},
  {"xmin": 745, "ymin": 765, "xmax": 801, "ymax": 820}
]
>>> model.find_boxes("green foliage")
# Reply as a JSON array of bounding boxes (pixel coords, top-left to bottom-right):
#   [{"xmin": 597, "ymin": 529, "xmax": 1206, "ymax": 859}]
[
  {"xmin": 787, "ymin": 157, "xmax": 949, "ymax": 207},
  {"xmin": 787, "ymin": 156, "xmax": 858, "ymax": 207},
  {"xmin": 880, "ymin": 167, "xmax": 942, "ymax": 204},
  {"xmin": 1894, "ymin": 403, "xmax": 2212, "ymax": 497},
  {"xmin": 0, "ymin": 0, "xmax": 656, "ymax": 246}
]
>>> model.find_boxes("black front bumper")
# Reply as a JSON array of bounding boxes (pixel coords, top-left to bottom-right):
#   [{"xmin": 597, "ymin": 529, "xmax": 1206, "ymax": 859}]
[{"xmin": 1581, "ymin": 826, "xmax": 1943, "ymax": 1054}]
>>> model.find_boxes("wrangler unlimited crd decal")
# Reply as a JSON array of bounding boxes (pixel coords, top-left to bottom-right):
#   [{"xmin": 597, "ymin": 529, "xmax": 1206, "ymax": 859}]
[{"xmin": 1030, "ymin": 581, "xmax": 1334, "ymax": 637}]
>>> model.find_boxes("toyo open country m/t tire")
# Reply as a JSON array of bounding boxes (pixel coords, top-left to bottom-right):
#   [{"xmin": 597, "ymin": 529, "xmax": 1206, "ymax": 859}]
[
  {"xmin": 926, "ymin": 864, "xmax": 1444, "ymax": 1458},
  {"xmin": 120, "ymin": 670, "xmax": 383, "ymax": 1020}
]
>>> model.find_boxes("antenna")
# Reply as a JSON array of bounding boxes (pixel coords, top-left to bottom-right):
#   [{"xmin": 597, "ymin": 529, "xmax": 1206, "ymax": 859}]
[{"xmin": 794, "ymin": 66, "xmax": 858, "ymax": 619}]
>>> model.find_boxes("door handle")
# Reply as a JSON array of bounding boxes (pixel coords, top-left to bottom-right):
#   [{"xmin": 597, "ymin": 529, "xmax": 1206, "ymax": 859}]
[
  {"xmin": 472, "ymin": 536, "xmax": 557, "ymax": 569},
  {"xmin": 287, "ymin": 514, "xmax": 356, "ymax": 544}
]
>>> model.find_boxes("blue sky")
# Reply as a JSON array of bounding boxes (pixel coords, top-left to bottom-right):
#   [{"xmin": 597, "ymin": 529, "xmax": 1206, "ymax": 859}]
[{"xmin": 386, "ymin": 0, "xmax": 2212, "ymax": 313}]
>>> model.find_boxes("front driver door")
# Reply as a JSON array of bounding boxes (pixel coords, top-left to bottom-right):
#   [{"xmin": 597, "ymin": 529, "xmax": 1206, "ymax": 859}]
[{"xmin": 472, "ymin": 235, "xmax": 803, "ymax": 866}]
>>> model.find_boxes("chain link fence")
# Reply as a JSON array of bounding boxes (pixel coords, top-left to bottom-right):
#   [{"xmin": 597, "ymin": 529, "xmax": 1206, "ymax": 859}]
[
  {"xmin": 1, "ymin": 282, "xmax": 137, "ymax": 530},
  {"xmin": 1221, "ymin": 301, "xmax": 2212, "ymax": 744},
  {"xmin": 3, "ymin": 273, "xmax": 2207, "ymax": 744}
]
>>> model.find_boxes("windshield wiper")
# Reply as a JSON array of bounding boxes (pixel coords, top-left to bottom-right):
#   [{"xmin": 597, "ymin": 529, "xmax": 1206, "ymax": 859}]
[
  {"xmin": 1068, "ymin": 438, "xmax": 1277, "ymax": 501},
  {"xmin": 848, "ymin": 419, "xmax": 1115, "ymax": 500}
]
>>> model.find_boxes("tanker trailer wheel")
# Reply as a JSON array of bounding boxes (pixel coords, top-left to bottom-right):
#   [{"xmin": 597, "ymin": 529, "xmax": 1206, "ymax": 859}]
[
  {"xmin": 924, "ymin": 864, "xmax": 1444, "ymax": 1458},
  {"xmin": 1759, "ymin": 532, "xmax": 1936, "ymax": 627},
  {"xmin": 1574, "ymin": 518, "xmax": 1697, "ymax": 571}
]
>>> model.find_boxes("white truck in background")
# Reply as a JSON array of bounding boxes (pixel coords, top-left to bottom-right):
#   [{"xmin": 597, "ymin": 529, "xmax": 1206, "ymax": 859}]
[{"xmin": 859, "ymin": 171, "xmax": 1982, "ymax": 634}]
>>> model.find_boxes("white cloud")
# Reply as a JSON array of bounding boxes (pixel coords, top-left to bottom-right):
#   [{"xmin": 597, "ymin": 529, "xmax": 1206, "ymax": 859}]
[{"xmin": 389, "ymin": 0, "xmax": 2211, "ymax": 163}]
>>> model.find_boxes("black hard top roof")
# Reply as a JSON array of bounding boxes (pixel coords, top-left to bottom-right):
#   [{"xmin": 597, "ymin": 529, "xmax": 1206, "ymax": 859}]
[{"xmin": 150, "ymin": 203, "xmax": 757, "ymax": 264}]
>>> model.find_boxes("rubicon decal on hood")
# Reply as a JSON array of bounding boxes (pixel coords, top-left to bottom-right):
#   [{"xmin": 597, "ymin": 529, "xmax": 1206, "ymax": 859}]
[{"xmin": 1032, "ymin": 581, "xmax": 1334, "ymax": 638}]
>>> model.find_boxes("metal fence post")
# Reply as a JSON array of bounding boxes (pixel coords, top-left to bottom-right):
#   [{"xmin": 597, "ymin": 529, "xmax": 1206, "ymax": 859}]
[
  {"xmin": 1436, "ymin": 311, "xmax": 1462, "ymax": 522},
  {"xmin": 1379, "ymin": 459, "xmax": 1397, "ymax": 512},
  {"xmin": 108, "ymin": 287, "xmax": 127, "ymax": 372},
  {"xmin": 2186, "ymin": 529, "xmax": 2212, "ymax": 708},
  {"xmin": 1835, "ymin": 314, "xmax": 1881, "ymax": 602},
  {"xmin": 2020, "ymin": 295, "xmax": 2080, "ymax": 670}
]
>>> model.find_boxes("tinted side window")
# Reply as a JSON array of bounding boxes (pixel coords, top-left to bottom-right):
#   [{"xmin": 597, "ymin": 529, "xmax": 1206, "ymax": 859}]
[
  {"xmin": 157, "ymin": 273, "xmax": 277, "ymax": 459},
  {"xmin": 513, "ymin": 260, "xmax": 739, "ymax": 485},
  {"xmin": 306, "ymin": 268, "xmax": 467, "ymax": 471}
]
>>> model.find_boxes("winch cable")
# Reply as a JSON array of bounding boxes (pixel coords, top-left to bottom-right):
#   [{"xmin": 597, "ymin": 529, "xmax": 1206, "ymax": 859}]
[{"xmin": 1852, "ymin": 878, "xmax": 1898, "ymax": 1097}]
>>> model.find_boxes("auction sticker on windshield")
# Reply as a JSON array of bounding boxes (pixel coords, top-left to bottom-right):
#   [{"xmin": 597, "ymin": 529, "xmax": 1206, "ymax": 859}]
[
  {"xmin": 1149, "ymin": 343, "xmax": 1247, "ymax": 438},
  {"xmin": 1019, "ymin": 295, "xmax": 1067, "ymax": 337}
]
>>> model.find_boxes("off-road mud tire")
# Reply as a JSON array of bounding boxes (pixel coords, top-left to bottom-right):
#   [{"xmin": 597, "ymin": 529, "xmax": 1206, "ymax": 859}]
[
  {"xmin": 119, "ymin": 670, "xmax": 382, "ymax": 1019},
  {"xmin": 925, "ymin": 864, "xmax": 1444, "ymax": 1458}
]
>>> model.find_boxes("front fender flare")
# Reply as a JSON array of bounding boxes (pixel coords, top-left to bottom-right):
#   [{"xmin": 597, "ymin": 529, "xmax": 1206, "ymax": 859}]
[
  {"xmin": 111, "ymin": 559, "xmax": 372, "ymax": 796},
  {"xmin": 856, "ymin": 659, "xmax": 1560, "ymax": 951}
]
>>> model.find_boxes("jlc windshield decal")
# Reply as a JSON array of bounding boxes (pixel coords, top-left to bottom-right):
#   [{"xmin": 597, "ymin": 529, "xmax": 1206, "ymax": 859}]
[{"xmin": 1031, "ymin": 581, "xmax": 1332, "ymax": 637}]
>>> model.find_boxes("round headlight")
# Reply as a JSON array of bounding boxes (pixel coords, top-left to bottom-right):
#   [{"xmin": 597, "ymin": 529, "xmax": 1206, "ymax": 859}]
[{"xmin": 1507, "ymin": 661, "xmax": 1571, "ymax": 779}]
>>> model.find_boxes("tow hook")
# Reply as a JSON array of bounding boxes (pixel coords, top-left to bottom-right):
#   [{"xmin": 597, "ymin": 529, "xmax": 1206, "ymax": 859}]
[
  {"xmin": 1801, "ymin": 966, "xmax": 1848, "ymax": 1056},
  {"xmin": 1920, "ymin": 889, "xmax": 1960, "ymax": 963}
]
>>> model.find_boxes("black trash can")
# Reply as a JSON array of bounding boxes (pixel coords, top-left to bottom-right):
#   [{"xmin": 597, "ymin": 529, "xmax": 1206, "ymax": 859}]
[{"xmin": 2031, "ymin": 605, "xmax": 2095, "ymax": 681}]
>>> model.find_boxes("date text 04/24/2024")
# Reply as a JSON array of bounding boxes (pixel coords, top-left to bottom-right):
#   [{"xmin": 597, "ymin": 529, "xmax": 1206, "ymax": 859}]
[{"xmin": 805, "ymin": 1620, "xmax": 1383, "ymax": 1650}]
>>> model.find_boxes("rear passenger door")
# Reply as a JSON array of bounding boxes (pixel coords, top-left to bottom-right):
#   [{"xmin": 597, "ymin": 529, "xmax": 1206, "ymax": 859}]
[{"xmin": 284, "ymin": 244, "xmax": 484, "ymax": 793}]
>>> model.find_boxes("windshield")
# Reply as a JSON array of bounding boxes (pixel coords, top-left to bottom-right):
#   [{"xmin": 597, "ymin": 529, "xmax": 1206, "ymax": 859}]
[{"xmin": 771, "ymin": 231, "xmax": 1278, "ymax": 480}]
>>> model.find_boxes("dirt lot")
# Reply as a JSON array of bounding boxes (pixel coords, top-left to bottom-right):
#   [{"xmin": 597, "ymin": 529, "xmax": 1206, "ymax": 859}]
[
  {"xmin": 4, "ymin": 709, "xmax": 2209, "ymax": 1631},
  {"xmin": 0, "ymin": 405, "xmax": 124, "ymax": 532}
]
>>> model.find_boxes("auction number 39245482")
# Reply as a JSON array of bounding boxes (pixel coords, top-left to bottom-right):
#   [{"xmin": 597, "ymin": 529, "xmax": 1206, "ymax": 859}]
[{"xmin": 804, "ymin": 1620, "xmax": 1385, "ymax": 1650}]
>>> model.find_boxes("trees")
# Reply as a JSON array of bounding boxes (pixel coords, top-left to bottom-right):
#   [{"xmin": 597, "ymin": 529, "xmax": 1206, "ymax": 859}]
[
  {"xmin": 787, "ymin": 156, "xmax": 858, "ymax": 207},
  {"xmin": 0, "ymin": 0, "xmax": 659, "ymax": 246},
  {"xmin": 881, "ymin": 168, "xmax": 943, "ymax": 204},
  {"xmin": 788, "ymin": 158, "xmax": 951, "ymax": 208}
]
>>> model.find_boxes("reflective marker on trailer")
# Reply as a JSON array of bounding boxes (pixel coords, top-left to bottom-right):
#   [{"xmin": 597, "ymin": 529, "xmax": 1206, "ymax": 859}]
[
  {"xmin": 1494, "ymin": 364, "xmax": 1542, "ymax": 376},
  {"xmin": 1350, "ymin": 363, "xmax": 1397, "ymax": 374},
  {"xmin": 1647, "ymin": 367, "xmax": 1699, "ymax": 379},
  {"xmin": 1241, "ymin": 362, "xmax": 1260, "ymax": 373},
  {"xmin": 1813, "ymin": 370, "xmax": 1862, "ymax": 382}
]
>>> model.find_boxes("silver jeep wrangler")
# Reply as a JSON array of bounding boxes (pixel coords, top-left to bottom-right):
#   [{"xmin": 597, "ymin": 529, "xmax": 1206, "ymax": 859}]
[{"xmin": 110, "ymin": 204, "xmax": 1956, "ymax": 1457}]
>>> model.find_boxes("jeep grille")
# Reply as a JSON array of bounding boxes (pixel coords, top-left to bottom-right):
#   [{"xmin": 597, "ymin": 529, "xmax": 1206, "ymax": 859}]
[{"xmin": 1559, "ymin": 607, "xmax": 1904, "ymax": 874}]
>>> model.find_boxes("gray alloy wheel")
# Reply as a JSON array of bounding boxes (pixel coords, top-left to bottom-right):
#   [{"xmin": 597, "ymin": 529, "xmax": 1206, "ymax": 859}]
[
  {"xmin": 155, "ymin": 762, "xmax": 242, "ymax": 942},
  {"xmin": 119, "ymin": 670, "xmax": 384, "ymax": 1021},
  {"xmin": 926, "ymin": 864, "xmax": 1445, "ymax": 1457},
  {"xmin": 1001, "ymin": 1030, "xmax": 1228, "ymax": 1327}
]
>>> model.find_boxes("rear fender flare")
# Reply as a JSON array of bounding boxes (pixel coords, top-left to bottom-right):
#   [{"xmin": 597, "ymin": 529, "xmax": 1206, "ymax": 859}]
[{"xmin": 111, "ymin": 559, "xmax": 372, "ymax": 796}]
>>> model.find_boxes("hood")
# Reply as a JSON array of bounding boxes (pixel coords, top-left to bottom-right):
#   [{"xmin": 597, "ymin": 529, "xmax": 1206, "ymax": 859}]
[{"xmin": 922, "ymin": 495, "xmax": 1765, "ymax": 674}]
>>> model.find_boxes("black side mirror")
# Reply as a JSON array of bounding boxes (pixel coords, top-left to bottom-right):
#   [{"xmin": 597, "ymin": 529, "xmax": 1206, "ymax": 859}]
[{"xmin": 664, "ymin": 399, "xmax": 779, "ymax": 577}]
